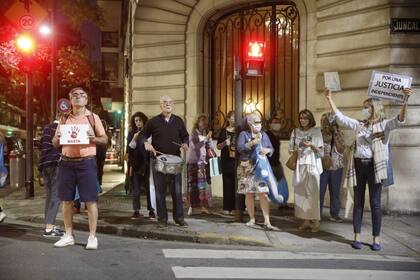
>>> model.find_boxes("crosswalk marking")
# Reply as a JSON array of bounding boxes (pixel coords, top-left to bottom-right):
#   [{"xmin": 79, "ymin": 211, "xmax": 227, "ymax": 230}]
[
  {"xmin": 172, "ymin": 267, "xmax": 420, "ymax": 280},
  {"xmin": 163, "ymin": 249, "xmax": 419, "ymax": 263}
]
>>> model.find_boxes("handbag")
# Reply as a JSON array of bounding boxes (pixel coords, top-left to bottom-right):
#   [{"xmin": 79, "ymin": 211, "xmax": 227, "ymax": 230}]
[
  {"xmin": 209, "ymin": 157, "xmax": 221, "ymax": 177},
  {"xmin": 286, "ymin": 129, "xmax": 298, "ymax": 171},
  {"xmin": 322, "ymin": 135, "xmax": 334, "ymax": 170}
]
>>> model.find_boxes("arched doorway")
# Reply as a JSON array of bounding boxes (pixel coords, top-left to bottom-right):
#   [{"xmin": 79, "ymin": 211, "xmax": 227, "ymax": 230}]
[{"xmin": 204, "ymin": 1, "xmax": 300, "ymax": 139}]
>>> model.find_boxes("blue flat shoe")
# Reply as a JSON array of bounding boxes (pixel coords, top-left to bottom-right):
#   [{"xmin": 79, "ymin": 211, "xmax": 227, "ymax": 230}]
[
  {"xmin": 351, "ymin": 240, "xmax": 362, "ymax": 250},
  {"xmin": 371, "ymin": 243, "xmax": 381, "ymax": 251}
]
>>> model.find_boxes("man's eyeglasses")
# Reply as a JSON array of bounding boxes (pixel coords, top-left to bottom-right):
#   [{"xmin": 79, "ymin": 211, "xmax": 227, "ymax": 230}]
[
  {"xmin": 70, "ymin": 92, "xmax": 87, "ymax": 97},
  {"xmin": 161, "ymin": 101, "xmax": 173, "ymax": 105}
]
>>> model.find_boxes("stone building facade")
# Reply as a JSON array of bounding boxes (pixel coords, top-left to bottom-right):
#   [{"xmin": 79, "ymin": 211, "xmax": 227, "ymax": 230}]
[{"xmin": 124, "ymin": 0, "xmax": 420, "ymax": 212}]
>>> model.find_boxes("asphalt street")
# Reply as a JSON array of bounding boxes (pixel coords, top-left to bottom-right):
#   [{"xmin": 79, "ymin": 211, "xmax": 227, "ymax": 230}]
[{"xmin": 0, "ymin": 222, "xmax": 419, "ymax": 280}]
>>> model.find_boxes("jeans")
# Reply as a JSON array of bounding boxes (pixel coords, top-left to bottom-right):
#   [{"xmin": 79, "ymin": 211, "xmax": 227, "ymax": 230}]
[
  {"xmin": 319, "ymin": 168, "xmax": 343, "ymax": 218},
  {"xmin": 42, "ymin": 165, "xmax": 61, "ymax": 225},
  {"xmin": 132, "ymin": 171, "xmax": 153, "ymax": 211},
  {"xmin": 152, "ymin": 168, "xmax": 184, "ymax": 223},
  {"xmin": 353, "ymin": 159, "xmax": 382, "ymax": 236}
]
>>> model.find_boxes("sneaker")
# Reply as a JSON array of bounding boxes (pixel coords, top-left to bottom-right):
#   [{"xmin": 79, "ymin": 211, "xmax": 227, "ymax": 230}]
[
  {"xmin": 54, "ymin": 234, "xmax": 75, "ymax": 248},
  {"xmin": 371, "ymin": 243, "xmax": 381, "ymax": 251},
  {"xmin": 0, "ymin": 211, "xmax": 6, "ymax": 223},
  {"xmin": 175, "ymin": 220, "xmax": 188, "ymax": 227},
  {"xmin": 329, "ymin": 216, "xmax": 344, "ymax": 223},
  {"xmin": 43, "ymin": 227, "xmax": 64, "ymax": 238},
  {"xmin": 53, "ymin": 226, "xmax": 65, "ymax": 233},
  {"xmin": 86, "ymin": 235, "xmax": 98, "ymax": 250},
  {"xmin": 351, "ymin": 240, "xmax": 362, "ymax": 250},
  {"xmin": 187, "ymin": 207, "xmax": 193, "ymax": 216},
  {"xmin": 131, "ymin": 211, "xmax": 140, "ymax": 220},
  {"xmin": 148, "ymin": 210, "xmax": 156, "ymax": 219}
]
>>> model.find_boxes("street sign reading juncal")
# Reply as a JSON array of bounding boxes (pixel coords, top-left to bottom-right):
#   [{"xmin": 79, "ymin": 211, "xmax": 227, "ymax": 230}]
[
  {"xmin": 4, "ymin": 1, "xmax": 48, "ymax": 31},
  {"xmin": 391, "ymin": 18, "xmax": 420, "ymax": 33}
]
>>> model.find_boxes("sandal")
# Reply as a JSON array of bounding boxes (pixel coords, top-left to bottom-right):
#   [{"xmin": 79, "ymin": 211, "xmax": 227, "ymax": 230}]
[{"xmin": 263, "ymin": 224, "xmax": 279, "ymax": 231}]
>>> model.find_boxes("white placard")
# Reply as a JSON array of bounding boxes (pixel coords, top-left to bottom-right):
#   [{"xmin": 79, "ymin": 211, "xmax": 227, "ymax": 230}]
[
  {"xmin": 59, "ymin": 124, "xmax": 90, "ymax": 145},
  {"xmin": 368, "ymin": 71, "xmax": 412, "ymax": 103},
  {"xmin": 324, "ymin": 72, "xmax": 341, "ymax": 92}
]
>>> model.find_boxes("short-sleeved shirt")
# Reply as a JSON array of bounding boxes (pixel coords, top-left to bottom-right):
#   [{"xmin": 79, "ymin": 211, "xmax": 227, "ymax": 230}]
[{"xmin": 56, "ymin": 109, "xmax": 106, "ymax": 158}]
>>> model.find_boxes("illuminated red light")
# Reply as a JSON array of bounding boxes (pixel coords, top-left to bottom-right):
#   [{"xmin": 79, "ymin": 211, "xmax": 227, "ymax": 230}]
[{"xmin": 247, "ymin": 41, "xmax": 265, "ymax": 60}]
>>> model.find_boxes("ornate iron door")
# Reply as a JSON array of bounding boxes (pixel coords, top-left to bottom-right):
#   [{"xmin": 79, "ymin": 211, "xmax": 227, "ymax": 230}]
[{"xmin": 206, "ymin": 2, "xmax": 299, "ymax": 139}]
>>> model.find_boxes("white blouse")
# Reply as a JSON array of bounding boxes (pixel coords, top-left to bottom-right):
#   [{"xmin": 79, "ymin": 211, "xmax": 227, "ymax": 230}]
[
  {"xmin": 289, "ymin": 127, "xmax": 323, "ymax": 173},
  {"xmin": 332, "ymin": 110, "xmax": 404, "ymax": 159}
]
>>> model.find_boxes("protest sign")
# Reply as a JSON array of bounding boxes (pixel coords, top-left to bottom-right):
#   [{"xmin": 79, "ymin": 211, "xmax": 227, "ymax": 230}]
[
  {"xmin": 324, "ymin": 72, "xmax": 341, "ymax": 92},
  {"xmin": 59, "ymin": 124, "xmax": 89, "ymax": 145},
  {"xmin": 368, "ymin": 71, "xmax": 412, "ymax": 103}
]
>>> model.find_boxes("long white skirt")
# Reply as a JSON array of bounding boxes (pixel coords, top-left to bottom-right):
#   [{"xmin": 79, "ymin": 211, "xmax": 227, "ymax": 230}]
[{"xmin": 293, "ymin": 164, "xmax": 320, "ymax": 221}]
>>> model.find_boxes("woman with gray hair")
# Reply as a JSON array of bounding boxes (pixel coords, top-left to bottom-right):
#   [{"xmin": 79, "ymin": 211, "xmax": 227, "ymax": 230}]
[
  {"xmin": 237, "ymin": 113, "xmax": 277, "ymax": 230},
  {"xmin": 324, "ymin": 87, "xmax": 412, "ymax": 251}
]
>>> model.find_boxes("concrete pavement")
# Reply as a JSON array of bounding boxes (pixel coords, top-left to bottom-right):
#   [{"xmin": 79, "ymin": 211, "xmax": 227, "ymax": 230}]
[{"xmin": 1, "ymin": 164, "xmax": 419, "ymax": 257}]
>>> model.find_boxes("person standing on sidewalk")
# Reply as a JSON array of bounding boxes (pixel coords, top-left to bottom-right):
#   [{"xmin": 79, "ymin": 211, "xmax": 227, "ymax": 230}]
[
  {"xmin": 40, "ymin": 118, "xmax": 64, "ymax": 238},
  {"xmin": 143, "ymin": 95, "xmax": 189, "ymax": 227},
  {"xmin": 319, "ymin": 112, "xmax": 345, "ymax": 222},
  {"xmin": 52, "ymin": 87, "xmax": 107, "ymax": 250},
  {"xmin": 127, "ymin": 112, "xmax": 155, "ymax": 219},
  {"xmin": 289, "ymin": 109, "xmax": 323, "ymax": 232},
  {"xmin": 237, "ymin": 113, "xmax": 277, "ymax": 230},
  {"xmin": 216, "ymin": 111, "xmax": 236, "ymax": 215},
  {"xmin": 324, "ymin": 87, "xmax": 411, "ymax": 251},
  {"xmin": 186, "ymin": 115, "xmax": 213, "ymax": 216}
]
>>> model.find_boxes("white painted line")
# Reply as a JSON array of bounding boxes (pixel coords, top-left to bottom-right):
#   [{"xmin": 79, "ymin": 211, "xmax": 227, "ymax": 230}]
[
  {"xmin": 172, "ymin": 267, "xmax": 420, "ymax": 279},
  {"xmin": 163, "ymin": 249, "xmax": 419, "ymax": 263}
]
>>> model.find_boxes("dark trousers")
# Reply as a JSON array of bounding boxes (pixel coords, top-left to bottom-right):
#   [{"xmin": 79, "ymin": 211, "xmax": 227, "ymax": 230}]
[
  {"xmin": 222, "ymin": 172, "xmax": 235, "ymax": 211},
  {"xmin": 132, "ymin": 171, "xmax": 153, "ymax": 211},
  {"xmin": 152, "ymin": 169, "xmax": 184, "ymax": 223},
  {"xmin": 353, "ymin": 159, "xmax": 382, "ymax": 236},
  {"xmin": 42, "ymin": 165, "xmax": 61, "ymax": 225},
  {"xmin": 320, "ymin": 168, "xmax": 343, "ymax": 218}
]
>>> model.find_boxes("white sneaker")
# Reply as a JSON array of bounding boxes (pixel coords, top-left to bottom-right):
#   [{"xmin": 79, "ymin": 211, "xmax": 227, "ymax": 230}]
[
  {"xmin": 54, "ymin": 234, "xmax": 75, "ymax": 248},
  {"xmin": 187, "ymin": 207, "xmax": 193, "ymax": 216},
  {"xmin": 86, "ymin": 235, "xmax": 98, "ymax": 250},
  {"xmin": 0, "ymin": 212, "xmax": 6, "ymax": 223}
]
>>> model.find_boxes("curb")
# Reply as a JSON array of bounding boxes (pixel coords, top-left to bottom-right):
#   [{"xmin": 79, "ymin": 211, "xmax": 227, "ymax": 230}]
[{"xmin": 17, "ymin": 216, "xmax": 272, "ymax": 247}]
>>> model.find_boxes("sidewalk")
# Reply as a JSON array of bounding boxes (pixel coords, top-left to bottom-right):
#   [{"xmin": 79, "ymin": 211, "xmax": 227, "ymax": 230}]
[{"xmin": 1, "ymin": 165, "xmax": 419, "ymax": 258}]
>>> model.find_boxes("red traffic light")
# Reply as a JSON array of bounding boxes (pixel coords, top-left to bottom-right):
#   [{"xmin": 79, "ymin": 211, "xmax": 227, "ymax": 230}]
[
  {"xmin": 246, "ymin": 41, "xmax": 265, "ymax": 61},
  {"xmin": 16, "ymin": 33, "xmax": 36, "ymax": 55}
]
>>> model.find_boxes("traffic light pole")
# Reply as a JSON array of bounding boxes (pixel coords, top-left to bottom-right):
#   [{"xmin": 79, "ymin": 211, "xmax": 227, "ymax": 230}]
[{"xmin": 25, "ymin": 72, "xmax": 34, "ymax": 198}]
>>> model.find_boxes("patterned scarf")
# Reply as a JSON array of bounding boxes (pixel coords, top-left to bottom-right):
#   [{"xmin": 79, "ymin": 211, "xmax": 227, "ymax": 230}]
[{"xmin": 343, "ymin": 119, "xmax": 388, "ymax": 218}]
